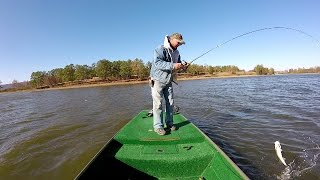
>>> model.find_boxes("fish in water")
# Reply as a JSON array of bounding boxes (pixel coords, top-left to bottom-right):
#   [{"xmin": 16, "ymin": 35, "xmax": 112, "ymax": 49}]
[{"xmin": 274, "ymin": 141, "xmax": 287, "ymax": 166}]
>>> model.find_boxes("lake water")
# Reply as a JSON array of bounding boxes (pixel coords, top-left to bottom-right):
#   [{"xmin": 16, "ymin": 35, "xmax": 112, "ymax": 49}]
[{"xmin": 0, "ymin": 74, "xmax": 319, "ymax": 179}]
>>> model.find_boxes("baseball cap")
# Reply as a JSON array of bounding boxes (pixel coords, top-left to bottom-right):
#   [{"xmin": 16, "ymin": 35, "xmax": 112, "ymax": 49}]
[{"xmin": 170, "ymin": 33, "xmax": 185, "ymax": 45}]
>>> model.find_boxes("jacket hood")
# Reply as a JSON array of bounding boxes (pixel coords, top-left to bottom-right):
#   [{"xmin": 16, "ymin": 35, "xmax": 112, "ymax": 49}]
[{"xmin": 163, "ymin": 35, "xmax": 173, "ymax": 51}]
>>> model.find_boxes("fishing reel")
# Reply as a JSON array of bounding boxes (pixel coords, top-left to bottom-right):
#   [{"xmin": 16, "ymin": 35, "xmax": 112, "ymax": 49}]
[
  {"xmin": 182, "ymin": 60, "xmax": 188, "ymax": 66},
  {"xmin": 179, "ymin": 60, "xmax": 190, "ymax": 72}
]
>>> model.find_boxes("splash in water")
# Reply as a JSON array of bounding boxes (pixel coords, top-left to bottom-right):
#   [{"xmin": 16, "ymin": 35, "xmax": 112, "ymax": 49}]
[{"xmin": 277, "ymin": 137, "xmax": 320, "ymax": 180}]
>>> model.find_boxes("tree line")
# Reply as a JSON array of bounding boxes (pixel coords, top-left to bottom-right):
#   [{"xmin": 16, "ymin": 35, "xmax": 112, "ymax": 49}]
[
  {"xmin": 287, "ymin": 67, "xmax": 320, "ymax": 74},
  {"xmin": 1, "ymin": 58, "xmax": 319, "ymax": 91},
  {"xmin": 30, "ymin": 58, "xmax": 150, "ymax": 88},
  {"xmin": 253, "ymin": 65, "xmax": 275, "ymax": 75},
  {"xmin": 25, "ymin": 58, "xmax": 246, "ymax": 88},
  {"xmin": 28, "ymin": 60, "xmax": 254, "ymax": 88}
]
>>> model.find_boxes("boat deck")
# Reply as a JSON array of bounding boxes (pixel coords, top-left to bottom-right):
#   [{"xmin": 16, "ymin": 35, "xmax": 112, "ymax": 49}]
[
  {"xmin": 115, "ymin": 111, "xmax": 204, "ymax": 144},
  {"xmin": 113, "ymin": 111, "xmax": 246, "ymax": 179},
  {"xmin": 76, "ymin": 110, "xmax": 248, "ymax": 179}
]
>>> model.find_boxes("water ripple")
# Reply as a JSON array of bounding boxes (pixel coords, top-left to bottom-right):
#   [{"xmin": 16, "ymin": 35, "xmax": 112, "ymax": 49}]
[{"xmin": 0, "ymin": 74, "xmax": 319, "ymax": 179}]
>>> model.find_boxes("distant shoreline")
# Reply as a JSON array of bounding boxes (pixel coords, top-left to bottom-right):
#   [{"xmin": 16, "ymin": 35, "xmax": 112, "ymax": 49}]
[
  {"xmin": 0, "ymin": 74, "xmax": 260, "ymax": 94},
  {"xmin": 1, "ymin": 73, "xmax": 319, "ymax": 94},
  {"xmin": 38, "ymin": 74, "xmax": 260, "ymax": 91}
]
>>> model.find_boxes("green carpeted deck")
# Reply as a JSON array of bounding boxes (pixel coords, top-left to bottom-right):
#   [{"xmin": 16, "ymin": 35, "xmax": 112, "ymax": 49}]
[
  {"xmin": 112, "ymin": 110, "xmax": 248, "ymax": 179},
  {"xmin": 76, "ymin": 110, "xmax": 248, "ymax": 179}
]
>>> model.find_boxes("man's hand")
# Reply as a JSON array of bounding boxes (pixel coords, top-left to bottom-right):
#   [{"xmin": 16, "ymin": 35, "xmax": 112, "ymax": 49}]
[
  {"xmin": 174, "ymin": 63, "xmax": 183, "ymax": 70},
  {"xmin": 180, "ymin": 62, "xmax": 190, "ymax": 72}
]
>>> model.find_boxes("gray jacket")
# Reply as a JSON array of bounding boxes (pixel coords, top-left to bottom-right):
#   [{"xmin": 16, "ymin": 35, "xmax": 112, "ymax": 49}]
[{"xmin": 150, "ymin": 36, "xmax": 181, "ymax": 84}]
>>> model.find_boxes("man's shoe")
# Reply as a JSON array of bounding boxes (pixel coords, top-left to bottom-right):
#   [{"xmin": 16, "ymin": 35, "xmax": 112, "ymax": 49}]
[
  {"xmin": 154, "ymin": 128, "xmax": 166, "ymax": 135},
  {"xmin": 168, "ymin": 125, "xmax": 176, "ymax": 131},
  {"xmin": 147, "ymin": 110, "xmax": 153, "ymax": 117}
]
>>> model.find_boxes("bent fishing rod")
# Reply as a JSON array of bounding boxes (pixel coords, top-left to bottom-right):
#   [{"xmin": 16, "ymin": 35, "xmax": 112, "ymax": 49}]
[{"xmin": 183, "ymin": 26, "xmax": 320, "ymax": 66}]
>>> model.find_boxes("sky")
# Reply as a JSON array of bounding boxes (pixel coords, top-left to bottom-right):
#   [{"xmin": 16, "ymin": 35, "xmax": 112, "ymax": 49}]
[{"xmin": 0, "ymin": 0, "xmax": 319, "ymax": 84}]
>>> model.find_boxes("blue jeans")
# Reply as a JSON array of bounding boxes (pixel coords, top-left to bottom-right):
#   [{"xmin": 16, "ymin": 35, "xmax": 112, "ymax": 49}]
[{"xmin": 151, "ymin": 80, "xmax": 174, "ymax": 129}]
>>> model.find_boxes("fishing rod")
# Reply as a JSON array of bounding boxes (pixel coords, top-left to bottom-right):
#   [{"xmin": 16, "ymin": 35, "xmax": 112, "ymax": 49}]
[{"xmin": 183, "ymin": 26, "xmax": 320, "ymax": 66}]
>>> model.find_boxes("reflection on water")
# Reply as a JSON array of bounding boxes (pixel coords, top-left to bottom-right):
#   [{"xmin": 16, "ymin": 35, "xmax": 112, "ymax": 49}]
[{"xmin": 0, "ymin": 74, "xmax": 319, "ymax": 179}]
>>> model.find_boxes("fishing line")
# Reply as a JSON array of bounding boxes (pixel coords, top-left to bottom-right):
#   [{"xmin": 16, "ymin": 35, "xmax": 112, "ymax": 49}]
[
  {"xmin": 187, "ymin": 26, "xmax": 320, "ymax": 65},
  {"xmin": 177, "ymin": 27, "xmax": 319, "ymax": 93}
]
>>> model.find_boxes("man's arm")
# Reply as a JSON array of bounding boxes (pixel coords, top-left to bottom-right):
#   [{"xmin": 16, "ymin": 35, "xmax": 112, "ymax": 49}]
[{"xmin": 153, "ymin": 47, "xmax": 174, "ymax": 71}]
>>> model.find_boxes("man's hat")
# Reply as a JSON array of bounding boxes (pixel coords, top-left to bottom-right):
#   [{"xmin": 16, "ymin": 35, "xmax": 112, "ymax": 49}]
[{"xmin": 170, "ymin": 33, "xmax": 185, "ymax": 45}]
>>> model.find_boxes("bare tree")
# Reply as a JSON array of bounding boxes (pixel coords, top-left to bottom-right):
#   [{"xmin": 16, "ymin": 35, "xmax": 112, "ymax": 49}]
[{"xmin": 12, "ymin": 79, "xmax": 19, "ymax": 88}]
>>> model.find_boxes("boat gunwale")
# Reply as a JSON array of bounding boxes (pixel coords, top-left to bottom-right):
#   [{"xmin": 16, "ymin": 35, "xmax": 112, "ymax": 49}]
[
  {"xmin": 179, "ymin": 113, "xmax": 250, "ymax": 180},
  {"xmin": 73, "ymin": 112, "xmax": 142, "ymax": 179}
]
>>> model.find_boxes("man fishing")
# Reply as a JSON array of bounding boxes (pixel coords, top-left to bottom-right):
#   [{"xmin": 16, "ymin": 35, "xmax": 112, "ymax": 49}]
[
  {"xmin": 148, "ymin": 27, "xmax": 318, "ymax": 136},
  {"xmin": 150, "ymin": 33, "xmax": 186, "ymax": 135}
]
